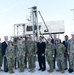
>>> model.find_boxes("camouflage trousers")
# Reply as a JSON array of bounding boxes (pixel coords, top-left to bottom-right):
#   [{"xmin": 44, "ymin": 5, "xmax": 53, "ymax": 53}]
[
  {"xmin": 46, "ymin": 55, "xmax": 54, "ymax": 69},
  {"xmin": 28, "ymin": 55, "xmax": 36, "ymax": 69},
  {"xmin": 69, "ymin": 53, "xmax": 74, "ymax": 70},
  {"xmin": 0, "ymin": 53, "xmax": 2, "ymax": 67},
  {"xmin": 18, "ymin": 56, "xmax": 25, "ymax": 70},
  {"xmin": 24, "ymin": 55, "xmax": 27, "ymax": 67},
  {"xmin": 56, "ymin": 55, "xmax": 65, "ymax": 69},
  {"xmin": 64, "ymin": 54, "xmax": 69, "ymax": 69},
  {"xmin": 7, "ymin": 57, "xmax": 15, "ymax": 69}
]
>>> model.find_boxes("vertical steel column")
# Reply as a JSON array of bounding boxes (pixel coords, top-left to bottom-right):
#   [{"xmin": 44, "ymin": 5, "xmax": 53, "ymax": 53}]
[
  {"xmin": 14, "ymin": 24, "xmax": 15, "ymax": 36},
  {"xmin": 32, "ymin": 7, "xmax": 35, "ymax": 41},
  {"xmin": 23, "ymin": 24, "xmax": 25, "ymax": 36},
  {"xmin": 31, "ymin": 6, "xmax": 39, "ymax": 41},
  {"xmin": 17, "ymin": 25, "xmax": 18, "ymax": 36}
]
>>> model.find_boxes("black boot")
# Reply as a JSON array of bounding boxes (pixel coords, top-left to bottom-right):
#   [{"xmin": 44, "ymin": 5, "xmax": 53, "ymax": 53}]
[
  {"xmin": 42, "ymin": 68, "xmax": 46, "ymax": 71},
  {"xmin": 68, "ymin": 68, "xmax": 73, "ymax": 73},
  {"xmin": 64, "ymin": 68, "xmax": 67, "ymax": 70},
  {"xmin": 38, "ymin": 68, "xmax": 42, "ymax": 71}
]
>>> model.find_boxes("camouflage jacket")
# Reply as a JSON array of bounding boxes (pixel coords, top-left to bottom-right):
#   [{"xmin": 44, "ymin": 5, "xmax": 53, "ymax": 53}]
[
  {"xmin": 46, "ymin": 43, "xmax": 54, "ymax": 57},
  {"xmin": 68, "ymin": 39, "xmax": 74, "ymax": 53},
  {"xmin": 56, "ymin": 43, "xmax": 65, "ymax": 57},
  {"xmin": 26, "ymin": 41, "xmax": 37, "ymax": 56},
  {"xmin": 6, "ymin": 46, "xmax": 15, "ymax": 58},
  {"xmin": 13, "ymin": 42, "xmax": 18, "ymax": 55},
  {"xmin": 23, "ymin": 40, "xmax": 28, "ymax": 54},
  {"xmin": 16, "ymin": 42, "xmax": 25, "ymax": 56}
]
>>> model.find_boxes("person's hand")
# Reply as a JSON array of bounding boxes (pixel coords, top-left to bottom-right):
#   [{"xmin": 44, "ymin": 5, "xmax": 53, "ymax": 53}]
[
  {"xmin": 68, "ymin": 52, "xmax": 70, "ymax": 55},
  {"xmin": 23, "ymin": 54, "xmax": 25, "ymax": 56},
  {"xmin": 53, "ymin": 55, "xmax": 54, "ymax": 57},
  {"xmin": 33, "ymin": 54, "xmax": 36, "ymax": 56},
  {"xmin": 42, "ymin": 53, "xmax": 44, "ymax": 56}
]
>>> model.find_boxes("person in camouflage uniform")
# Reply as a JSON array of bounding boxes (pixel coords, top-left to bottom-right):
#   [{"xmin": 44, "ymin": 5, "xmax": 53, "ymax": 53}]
[
  {"xmin": 56, "ymin": 39, "xmax": 65, "ymax": 73},
  {"xmin": 23, "ymin": 35, "xmax": 29, "ymax": 68},
  {"xmin": 26, "ymin": 36, "xmax": 37, "ymax": 73},
  {"xmin": 68, "ymin": 32, "xmax": 74, "ymax": 73},
  {"xmin": 13, "ymin": 37, "xmax": 19, "ymax": 69},
  {"xmin": 0, "ymin": 38, "xmax": 3, "ymax": 71},
  {"xmin": 16, "ymin": 38, "xmax": 25, "ymax": 72},
  {"xmin": 6, "ymin": 41, "xmax": 15, "ymax": 74},
  {"xmin": 46, "ymin": 38, "xmax": 54, "ymax": 73},
  {"xmin": 62, "ymin": 35, "xmax": 69, "ymax": 70}
]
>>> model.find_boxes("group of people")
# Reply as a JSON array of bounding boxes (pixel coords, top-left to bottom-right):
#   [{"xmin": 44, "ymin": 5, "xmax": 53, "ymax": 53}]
[{"xmin": 0, "ymin": 32, "xmax": 74, "ymax": 74}]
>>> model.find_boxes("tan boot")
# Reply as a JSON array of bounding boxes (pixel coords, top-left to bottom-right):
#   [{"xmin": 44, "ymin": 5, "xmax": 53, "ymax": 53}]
[
  {"xmin": 11, "ymin": 68, "xmax": 14, "ymax": 73},
  {"xmin": 9, "ymin": 68, "xmax": 12, "ymax": 74},
  {"xmin": 9, "ymin": 68, "xmax": 14, "ymax": 74},
  {"xmin": 31, "ymin": 68, "xmax": 35, "ymax": 73},
  {"xmin": 56, "ymin": 68, "xmax": 62, "ymax": 72},
  {"xmin": 19, "ymin": 68, "xmax": 24, "ymax": 72},
  {"xmin": 28, "ymin": 69, "xmax": 32, "ymax": 72},
  {"xmin": 21, "ymin": 69, "xmax": 24, "ymax": 72},
  {"xmin": 61, "ymin": 69, "xmax": 65, "ymax": 73},
  {"xmin": 48, "ymin": 69, "xmax": 53, "ymax": 73}
]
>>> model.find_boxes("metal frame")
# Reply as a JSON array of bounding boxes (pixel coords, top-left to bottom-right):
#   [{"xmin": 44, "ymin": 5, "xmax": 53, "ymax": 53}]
[{"xmin": 14, "ymin": 24, "xmax": 25, "ymax": 36}]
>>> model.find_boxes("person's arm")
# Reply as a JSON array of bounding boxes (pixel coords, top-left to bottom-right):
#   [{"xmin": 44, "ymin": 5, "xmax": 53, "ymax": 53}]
[
  {"xmin": 33, "ymin": 42, "xmax": 37, "ymax": 56},
  {"xmin": 5, "ymin": 47, "xmax": 8, "ymax": 57},
  {"xmin": 13, "ymin": 46, "xmax": 16, "ymax": 58},
  {"xmin": 51, "ymin": 39, "xmax": 54, "ymax": 44},
  {"xmin": 62, "ymin": 44, "xmax": 66, "ymax": 53},
  {"xmin": 15, "ymin": 44, "xmax": 18, "ymax": 58},
  {"xmin": 42, "ymin": 42, "xmax": 46, "ymax": 56},
  {"xmin": 36, "ymin": 42, "xmax": 39, "ymax": 54},
  {"xmin": 23, "ymin": 43, "xmax": 25, "ymax": 56},
  {"xmin": 1, "ymin": 43, "xmax": 5, "ymax": 56},
  {"xmin": 52, "ymin": 44, "xmax": 55, "ymax": 57},
  {"xmin": 67, "ymin": 41, "xmax": 70, "ymax": 55}
]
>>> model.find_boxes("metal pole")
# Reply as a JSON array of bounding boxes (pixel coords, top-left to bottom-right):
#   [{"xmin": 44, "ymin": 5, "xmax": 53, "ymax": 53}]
[
  {"xmin": 32, "ymin": 8, "xmax": 35, "ymax": 41},
  {"xmin": 14, "ymin": 24, "xmax": 15, "ymax": 36},
  {"xmin": 17, "ymin": 25, "xmax": 18, "ymax": 36},
  {"xmin": 38, "ymin": 11, "xmax": 53, "ymax": 39},
  {"xmin": 34, "ymin": 7, "xmax": 39, "ymax": 41},
  {"xmin": 23, "ymin": 24, "xmax": 25, "ymax": 36},
  {"xmin": 36, "ymin": 10, "xmax": 39, "ymax": 41}
]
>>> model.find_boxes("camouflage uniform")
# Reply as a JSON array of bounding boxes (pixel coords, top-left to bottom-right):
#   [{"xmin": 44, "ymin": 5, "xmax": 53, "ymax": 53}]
[
  {"xmin": 56, "ymin": 43, "xmax": 65, "ymax": 70},
  {"xmin": 13, "ymin": 42, "xmax": 19, "ymax": 69},
  {"xmin": 0, "ymin": 43, "xmax": 2, "ymax": 71},
  {"xmin": 46, "ymin": 43, "xmax": 54, "ymax": 71},
  {"xmin": 68, "ymin": 39, "xmax": 74, "ymax": 71},
  {"xmin": 16, "ymin": 42, "xmax": 25, "ymax": 72},
  {"xmin": 26, "ymin": 41, "xmax": 37, "ymax": 72},
  {"xmin": 23, "ymin": 40, "xmax": 28, "ymax": 68},
  {"xmin": 6, "ymin": 46, "xmax": 15, "ymax": 73}
]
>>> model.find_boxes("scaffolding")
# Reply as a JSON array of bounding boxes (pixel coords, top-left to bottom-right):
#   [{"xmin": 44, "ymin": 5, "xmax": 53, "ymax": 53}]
[
  {"xmin": 12, "ymin": 6, "xmax": 65, "ymax": 40},
  {"xmin": 14, "ymin": 23, "xmax": 25, "ymax": 36}
]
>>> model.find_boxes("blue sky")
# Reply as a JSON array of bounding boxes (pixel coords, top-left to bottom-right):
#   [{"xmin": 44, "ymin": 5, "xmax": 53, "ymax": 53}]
[{"xmin": 0, "ymin": 0, "xmax": 74, "ymax": 41}]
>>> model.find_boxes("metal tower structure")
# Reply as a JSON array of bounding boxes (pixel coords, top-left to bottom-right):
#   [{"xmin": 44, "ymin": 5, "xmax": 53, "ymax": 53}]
[
  {"xmin": 31, "ymin": 6, "xmax": 39, "ymax": 41},
  {"xmin": 14, "ymin": 23, "xmax": 25, "ymax": 36},
  {"xmin": 12, "ymin": 6, "xmax": 53, "ymax": 41}
]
